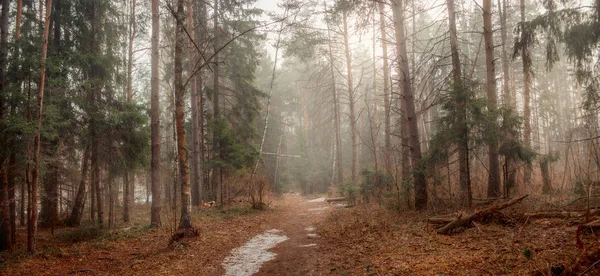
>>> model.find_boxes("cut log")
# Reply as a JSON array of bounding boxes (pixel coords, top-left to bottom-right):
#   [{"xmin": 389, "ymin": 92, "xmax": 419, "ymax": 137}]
[
  {"xmin": 437, "ymin": 194, "xmax": 528, "ymax": 235},
  {"xmin": 326, "ymin": 197, "xmax": 346, "ymax": 203},
  {"xmin": 427, "ymin": 217, "xmax": 455, "ymax": 225}
]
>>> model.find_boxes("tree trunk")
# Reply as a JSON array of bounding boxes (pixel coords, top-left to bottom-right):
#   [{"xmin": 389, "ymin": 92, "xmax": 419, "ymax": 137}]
[
  {"xmin": 342, "ymin": 11, "xmax": 358, "ymax": 184},
  {"xmin": 8, "ymin": 153, "xmax": 16, "ymax": 244},
  {"xmin": 123, "ymin": 0, "xmax": 137, "ymax": 224},
  {"xmin": 325, "ymin": 4, "xmax": 342, "ymax": 186},
  {"xmin": 29, "ymin": 0, "xmax": 53, "ymax": 254},
  {"xmin": 483, "ymin": 0, "xmax": 501, "ymax": 198},
  {"xmin": 540, "ymin": 158, "xmax": 552, "ymax": 194},
  {"xmin": 520, "ymin": 0, "xmax": 533, "ymax": 185},
  {"xmin": 447, "ymin": 0, "xmax": 471, "ymax": 207},
  {"xmin": 392, "ymin": 0, "xmax": 427, "ymax": 210},
  {"xmin": 67, "ymin": 138, "xmax": 90, "ymax": 227},
  {"xmin": 150, "ymin": 0, "xmax": 161, "ymax": 227},
  {"xmin": 0, "ymin": 0, "xmax": 11, "ymax": 252},
  {"xmin": 378, "ymin": 3, "xmax": 391, "ymax": 168},
  {"xmin": 173, "ymin": 0, "xmax": 195, "ymax": 235},
  {"xmin": 211, "ymin": 0, "xmax": 221, "ymax": 202},
  {"xmin": 92, "ymin": 141, "xmax": 102, "ymax": 226},
  {"xmin": 188, "ymin": 0, "xmax": 201, "ymax": 207}
]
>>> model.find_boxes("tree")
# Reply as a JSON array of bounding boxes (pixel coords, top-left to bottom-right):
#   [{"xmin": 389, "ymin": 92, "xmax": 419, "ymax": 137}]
[
  {"xmin": 391, "ymin": 0, "xmax": 427, "ymax": 209},
  {"xmin": 341, "ymin": 9, "xmax": 358, "ymax": 184},
  {"xmin": 378, "ymin": 2, "xmax": 391, "ymax": 169},
  {"xmin": 172, "ymin": 0, "xmax": 196, "ymax": 238},
  {"xmin": 0, "ymin": 0, "xmax": 11, "ymax": 252},
  {"xmin": 446, "ymin": 0, "xmax": 471, "ymax": 206},
  {"xmin": 150, "ymin": 0, "xmax": 161, "ymax": 228},
  {"xmin": 30, "ymin": 0, "xmax": 53, "ymax": 254},
  {"xmin": 483, "ymin": 0, "xmax": 501, "ymax": 198}
]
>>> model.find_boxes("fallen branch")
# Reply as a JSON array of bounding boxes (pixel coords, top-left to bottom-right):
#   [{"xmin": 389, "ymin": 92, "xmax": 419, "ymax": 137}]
[
  {"xmin": 437, "ymin": 195, "xmax": 529, "ymax": 235},
  {"xmin": 326, "ymin": 197, "xmax": 346, "ymax": 203}
]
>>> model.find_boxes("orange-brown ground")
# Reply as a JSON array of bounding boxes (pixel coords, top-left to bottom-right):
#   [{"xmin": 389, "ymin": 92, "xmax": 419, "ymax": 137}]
[{"xmin": 1, "ymin": 195, "xmax": 599, "ymax": 275}]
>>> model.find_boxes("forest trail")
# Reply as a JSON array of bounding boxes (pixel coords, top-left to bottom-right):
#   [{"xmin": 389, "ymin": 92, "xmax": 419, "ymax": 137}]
[{"xmin": 223, "ymin": 195, "xmax": 333, "ymax": 276}]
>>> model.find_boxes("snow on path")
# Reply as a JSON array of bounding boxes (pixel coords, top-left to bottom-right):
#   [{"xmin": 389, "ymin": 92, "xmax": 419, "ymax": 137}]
[{"xmin": 222, "ymin": 229, "xmax": 289, "ymax": 276}]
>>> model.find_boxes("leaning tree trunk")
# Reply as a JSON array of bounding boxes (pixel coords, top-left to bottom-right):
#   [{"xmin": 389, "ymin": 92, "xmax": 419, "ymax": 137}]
[
  {"xmin": 392, "ymin": 0, "xmax": 427, "ymax": 210},
  {"xmin": 483, "ymin": 0, "xmax": 501, "ymax": 198},
  {"xmin": 172, "ymin": 0, "xmax": 196, "ymax": 238},
  {"xmin": 29, "ymin": 0, "xmax": 53, "ymax": 254},
  {"xmin": 150, "ymin": 0, "xmax": 161, "ymax": 227},
  {"xmin": 67, "ymin": 144, "xmax": 90, "ymax": 226}
]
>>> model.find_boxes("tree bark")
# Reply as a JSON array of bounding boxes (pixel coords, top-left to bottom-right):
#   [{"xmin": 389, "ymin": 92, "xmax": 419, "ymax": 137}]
[
  {"xmin": 392, "ymin": 0, "xmax": 427, "ymax": 210},
  {"xmin": 325, "ymin": 4, "xmax": 342, "ymax": 186},
  {"xmin": 29, "ymin": 0, "xmax": 53, "ymax": 254},
  {"xmin": 447, "ymin": 0, "xmax": 471, "ymax": 207},
  {"xmin": 150, "ymin": 0, "xmax": 161, "ymax": 227},
  {"xmin": 342, "ymin": 11, "xmax": 358, "ymax": 184},
  {"xmin": 174, "ymin": 0, "xmax": 195, "ymax": 234},
  {"xmin": 483, "ymin": 0, "xmax": 501, "ymax": 198},
  {"xmin": 187, "ymin": 0, "xmax": 201, "ymax": 207},
  {"xmin": 211, "ymin": 0, "xmax": 221, "ymax": 202},
  {"xmin": 378, "ymin": 3, "xmax": 391, "ymax": 168},
  {"xmin": 67, "ymin": 145, "xmax": 90, "ymax": 227},
  {"xmin": 0, "ymin": 0, "xmax": 11, "ymax": 252}
]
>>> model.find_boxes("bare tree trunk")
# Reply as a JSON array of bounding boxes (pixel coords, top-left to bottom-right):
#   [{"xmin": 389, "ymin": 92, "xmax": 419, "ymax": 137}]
[
  {"xmin": 325, "ymin": 5, "xmax": 343, "ymax": 186},
  {"xmin": 150, "ymin": 0, "xmax": 161, "ymax": 227},
  {"xmin": 378, "ymin": 3, "xmax": 391, "ymax": 168},
  {"xmin": 173, "ymin": 0, "xmax": 195, "ymax": 235},
  {"xmin": 67, "ymin": 144, "xmax": 90, "ymax": 226},
  {"xmin": 29, "ymin": 0, "xmax": 53, "ymax": 254},
  {"xmin": 0, "ymin": 0, "xmax": 11, "ymax": 252},
  {"xmin": 211, "ymin": 0, "xmax": 221, "ymax": 202},
  {"xmin": 392, "ymin": 0, "xmax": 427, "ymax": 209},
  {"xmin": 187, "ymin": 0, "xmax": 201, "ymax": 207},
  {"xmin": 483, "ymin": 0, "xmax": 501, "ymax": 198},
  {"xmin": 342, "ymin": 11, "xmax": 358, "ymax": 183}
]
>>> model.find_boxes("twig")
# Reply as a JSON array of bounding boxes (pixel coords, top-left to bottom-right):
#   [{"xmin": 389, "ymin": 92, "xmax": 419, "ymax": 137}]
[{"xmin": 579, "ymin": 258, "xmax": 600, "ymax": 275}]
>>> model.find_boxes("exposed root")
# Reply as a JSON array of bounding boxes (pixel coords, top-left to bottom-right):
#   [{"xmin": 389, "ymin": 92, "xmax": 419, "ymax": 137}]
[{"xmin": 169, "ymin": 227, "xmax": 199, "ymax": 246}]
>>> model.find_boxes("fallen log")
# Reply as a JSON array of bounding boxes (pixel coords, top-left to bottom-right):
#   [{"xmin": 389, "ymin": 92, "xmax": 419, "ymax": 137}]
[
  {"xmin": 437, "ymin": 194, "xmax": 529, "ymax": 235},
  {"xmin": 523, "ymin": 209, "xmax": 600, "ymax": 220},
  {"xmin": 326, "ymin": 197, "xmax": 346, "ymax": 203}
]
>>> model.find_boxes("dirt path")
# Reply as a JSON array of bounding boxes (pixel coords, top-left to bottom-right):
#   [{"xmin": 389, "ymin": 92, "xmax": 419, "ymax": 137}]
[{"xmin": 222, "ymin": 194, "xmax": 332, "ymax": 276}]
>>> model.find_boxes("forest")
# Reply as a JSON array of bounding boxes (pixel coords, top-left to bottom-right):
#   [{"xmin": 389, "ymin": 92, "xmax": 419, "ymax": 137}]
[{"xmin": 1, "ymin": 0, "xmax": 600, "ymax": 274}]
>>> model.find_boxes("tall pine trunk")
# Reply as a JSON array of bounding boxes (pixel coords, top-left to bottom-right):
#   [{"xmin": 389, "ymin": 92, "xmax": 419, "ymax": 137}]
[
  {"xmin": 150, "ymin": 0, "xmax": 161, "ymax": 227},
  {"xmin": 188, "ymin": 0, "xmax": 201, "ymax": 207},
  {"xmin": 342, "ymin": 11, "xmax": 358, "ymax": 183},
  {"xmin": 378, "ymin": 3, "xmax": 391, "ymax": 168},
  {"xmin": 30, "ymin": 0, "xmax": 53, "ymax": 254},
  {"xmin": 0, "ymin": 0, "xmax": 11, "ymax": 252},
  {"xmin": 325, "ymin": 4, "xmax": 342, "ymax": 186},
  {"xmin": 173, "ymin": 0, "xmax": 195, "ymax": 236},
  {"xmin": 392, "ymin": 0, "xmax": 427, "ymax": 210},
  {"xmin": 447, "ymin": 0, "xmax": 471, "ymax": 207},
  {"xmin": 211, "ymin": 0, "xmax": 221, "ymax": 202},
  {"xmin": 483, "ymin": 0, "xmax": 501, "ymax": 198}
]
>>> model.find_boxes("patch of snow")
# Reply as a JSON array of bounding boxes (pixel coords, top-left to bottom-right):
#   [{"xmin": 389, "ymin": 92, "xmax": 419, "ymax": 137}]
[
  {"xmin": 308, "ymin": 207, "xmax": 329, "ymax": 212},
  {"xmin": 222, "ymin": 229, "xmax": 289, "ymax": 276},
  {"xmin": 298, "ymin": 243, "xmax": 317, "ymax": 248},
  {"xmin": 305, "ymin": 226, "xmax": 315, "ymax": 232},
  {"xmin": 307, "ymin": 233, "xmax": 320, "ymax": 238},
  {"xmin": 307, "ymin": 197, "xmax": 326, "ymax": 203}
]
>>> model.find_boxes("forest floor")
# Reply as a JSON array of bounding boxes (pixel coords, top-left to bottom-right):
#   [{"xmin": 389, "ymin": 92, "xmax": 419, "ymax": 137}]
[{"xmin": 1, "ymin": 194, "xmax": 600, "ymax": 275}]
